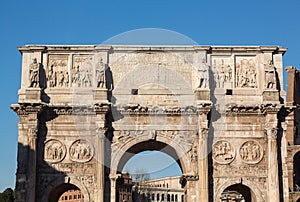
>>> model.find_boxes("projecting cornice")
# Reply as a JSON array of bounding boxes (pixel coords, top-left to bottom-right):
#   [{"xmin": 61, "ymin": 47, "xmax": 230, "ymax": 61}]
[{"xmin": 225, "ymin": 103, "xmax": 281, "ymax": 116}]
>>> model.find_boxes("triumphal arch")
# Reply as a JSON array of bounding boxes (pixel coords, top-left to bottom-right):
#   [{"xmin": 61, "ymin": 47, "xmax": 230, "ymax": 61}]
[{"xmin": 11, "ymin": 45, "xmax": 290, "ymax": 202}]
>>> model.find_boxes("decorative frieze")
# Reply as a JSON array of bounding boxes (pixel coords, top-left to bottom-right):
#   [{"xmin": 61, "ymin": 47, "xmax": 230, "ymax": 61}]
[{"xmin": 214, "ymin": 164, "xmax": 267, "ymax": 177}]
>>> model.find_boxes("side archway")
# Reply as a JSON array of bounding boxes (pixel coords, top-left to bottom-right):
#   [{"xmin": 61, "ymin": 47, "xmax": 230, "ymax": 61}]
[
  {"xmin": 41, "ymin": 176, "xmax": 90, "ymax": 202},
  {"xmin": 216, "ymin": 179, "xmax": 264, "ymax": 202}
]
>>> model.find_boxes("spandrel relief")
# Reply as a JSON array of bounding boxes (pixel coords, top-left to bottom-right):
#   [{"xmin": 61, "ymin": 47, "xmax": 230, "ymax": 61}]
[
  {"xmin": 211, "ymin": 58, "xmax": 233, "ymax": 88},
  {"xmin": 72, "ymin": 55, "xmax": 93, "ymax": 87},
  {"xmin": 235, "ymin": 57, "xmax": 257, "ymax": 88},
  {"xmin": 212, "ymin": 140, "xmax": 235, "ymax": 164},
  {"xmin": 47, "ymin": 55, "xmax": 69, "ymax": 88},
  {"xmin": 44, "ymin": 139, "xmax": 66, "ymax": 163},
  {"xmin": 69, "ymin": 139, "xmax": 94, "ymax": 162},
  {"xmin": 239, "ymin": 140, "xmax": 263, "ymax": 164}
]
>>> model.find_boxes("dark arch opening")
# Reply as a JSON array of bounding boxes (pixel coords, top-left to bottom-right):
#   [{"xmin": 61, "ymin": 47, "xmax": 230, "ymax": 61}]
[
  {"xmin": 116, "ymin": 140, "xmax": 184, "ymax": 173},
  {"xmin": 294, "ymin": 151, "xmax": 300, "ymax": 191},
  {"xmin": 48, "ymin": 183, "xmax": 82, "ymax": 202},
  {"xmin": 297, "ymin": 198, "xmax": 300, "ymax": 202},
  {"xmin": 221, "ymin": 184, "xmax": 254, "ymax": 202}
]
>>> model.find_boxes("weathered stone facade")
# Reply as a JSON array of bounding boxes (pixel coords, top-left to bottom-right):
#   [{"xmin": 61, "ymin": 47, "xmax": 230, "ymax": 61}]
[{"xmin": 11, "ymin": 45, "xmax": 295, "ymax": 202}]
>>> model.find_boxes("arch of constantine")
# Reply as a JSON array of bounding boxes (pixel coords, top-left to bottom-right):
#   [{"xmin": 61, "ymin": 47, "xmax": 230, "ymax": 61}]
[{"xmin": 11, "ymin": 44, "xmax": 300, "ymax": 202}]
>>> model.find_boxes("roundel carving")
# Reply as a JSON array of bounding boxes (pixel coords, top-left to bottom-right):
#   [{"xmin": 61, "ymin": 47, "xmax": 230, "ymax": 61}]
[
  {"xmin": 69, "ymin": 139, "xmax": 94, "ymax": 162},
  {"xmin": 239, "ymin": 140, "xmax": 263, "ymax": 164},
  {"xmin": 44, "ymin": 139, "xmax": 66, "ymax": 163},
  {"xmin": 212, "ymin": 140, "xmax": 235, "ymax": 164}
]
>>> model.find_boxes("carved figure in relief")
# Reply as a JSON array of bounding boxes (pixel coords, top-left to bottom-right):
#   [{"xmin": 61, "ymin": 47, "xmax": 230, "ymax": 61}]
[
  {"xmin": 265, "ymin": 60, "xmax": 276, "ymax": 89},
  {"xmin": 190, "ymin": 144, "xmax": 198, "ymax": 175},
  {"xmin": 44, "ymin": 140, "xmax": 65, "ymax": 162},
  {"xmin": 70, "ymin": 140, "xmax": 93, "ymax": 162},
  {"xmin": 239, "ymin": 141, "xmax": 263, "ymax": 163},
  {"xmin": 96, "ymin": 58, "xmax": 105, "ymax": 88},
  {"xmin": 29, "ymin": 58, "xmax": 39, "ymax": 87},
  {"xmin": 81, "ymin": 69, "xmax": 91, "ymax": 87},
  {"xmin": 236, "ymin": 59, "xmax": 257, "ymax": 88},
  {"xmin": 212, "ymin": 141, "xmax": 235, "ymax": 164},
  {"xmin": 47, "ymin": 65, "xmax": 56, "ymax": 87},
  {"xmin": 58, "ymin": 71, "xmax": 64, "ymax": 87},
  {"xmin": 64, "ymin": 71, "xmax": 69, "ymax": 87},
  {"xmin": 197, "ymin": 57, "xmax": 208, "ymax": 88}
]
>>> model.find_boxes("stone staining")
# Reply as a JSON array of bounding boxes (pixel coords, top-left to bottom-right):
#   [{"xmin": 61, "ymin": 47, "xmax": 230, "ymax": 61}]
[
  {"xmin": 29, "ymin": 58, "xmax": 39, "ymax": 88},
  {"xmin": 71, "ymin": 55, "xmax": 93, "ymax": 87},
  {"xmin": 44, "ymin": 139, "xmax": 66, "ymax": 163},
  {"xmin": 239, "ymin": 140, "xmax": 264, "ymax": 164},
  {"xmin": 69, "ymin": 140, "xmax": 94, "ymax": 162},
  {"xmin": 235, "ymin": 58, "xmax": 257, "ymax": 88},
  {"xmin": 212, "ymin": 140, "xmax": 235, "ymax": 164},
  {"xmin": 47, "ymin": 55, "xmax": 69, "ymax": 88},
  {"xmin": 264, "ymin": 60, "xmax": 276, "ymax": 89}
]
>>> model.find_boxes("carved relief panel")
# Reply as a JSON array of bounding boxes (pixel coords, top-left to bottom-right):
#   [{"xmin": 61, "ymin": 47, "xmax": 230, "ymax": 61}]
[
  {"xmin": 211, "ymin": 57, "xmax": 234, "ymax": 88},
  {"xmin": 239, "ymin": 140, "xmax": 264, "ymax": 164},
  {"xmin": 44, "ymin": 139, "xmax": 66, "ymax": 163},
  {"xmin": 69, "ymin": 139, "xmax": 94, "ymax": 162},
  {"xmin": 212, "ymin": 140, "xmax": 235, "ymax": 164},
  {"xmin": 235, "ymin": 56, "xmax": 257, "ymax": 88},
  {"xmin": 47, "ymin": 55, "xmax": 69, "ymax": 88},
  {"xmin": 72, "ymin": 55, "xmax": 93, "ymax": 87}
]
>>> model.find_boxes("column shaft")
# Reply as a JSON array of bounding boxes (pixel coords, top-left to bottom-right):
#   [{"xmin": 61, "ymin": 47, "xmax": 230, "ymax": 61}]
[
  {"xmin": 198, "ymin": 129, "xmax": 208, "ymax": 201},
  {"xmin": 267, "ymin": 128, "xmax": 280, "ymax": 202}
]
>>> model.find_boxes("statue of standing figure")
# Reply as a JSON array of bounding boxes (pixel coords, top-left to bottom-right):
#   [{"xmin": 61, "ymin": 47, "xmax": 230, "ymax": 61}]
[
  {"xmin": 29, "ymin": 58, "xmax": 39, "ymax": 87},
  {"xmin": 96, "ymin": 58, "xmax": 105, "ymax": 88},
  {"xmin": 197, "ymin": 57, "xmax": 208, "ymax": 88},
  {"xmin": 265, "ymin": 60, "xmax": 276, "ymax": 89}
]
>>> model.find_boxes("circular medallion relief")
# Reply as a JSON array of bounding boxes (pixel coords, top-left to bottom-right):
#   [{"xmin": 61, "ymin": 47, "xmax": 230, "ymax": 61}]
[
  {"xmin": 239, "ymin": 140, "xmax": 263, "ymax": 164},
  {"xmin": 69, "ymin": 139, "xmax": 94, "ymax": 162},
  {"xmin": 212, "ymin": 140, "xmax": 235, "ymax": 164},
  {"xmin": 44, "ymin": 139, "xmax": 66, "ymax": 163}
]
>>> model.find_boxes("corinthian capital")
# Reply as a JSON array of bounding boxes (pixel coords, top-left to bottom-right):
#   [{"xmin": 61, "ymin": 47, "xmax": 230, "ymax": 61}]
[
  {"xmin": 28, "ymin": 127, "xmax": 38, "ymax": 137},
  {"xmin": 199, "ymin": 128, "xmax": 209, "ymax": 139},
  {"xmin": 265, "ymin": 128, "xmax": 278, "ymax": 139}
]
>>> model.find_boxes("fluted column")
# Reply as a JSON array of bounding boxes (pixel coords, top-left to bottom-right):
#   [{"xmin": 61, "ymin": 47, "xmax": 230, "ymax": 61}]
[
  {"xmin": 198, "ymin": 128, "xmax": 209, "ymax": 201},
  {"xmin": 95, "ymin": 127, "xmax": 105, "ymax": 202},
  {"xmin": 109, "ymin": 173, "xmax": 119, "ymax": 202},
  {"xmin": 27, "ymin": 127, "xmax": 38, "ymax": 202},
  {"xmin": 266, "ymin": 127, "xmax": 280, "ymax": 202}
]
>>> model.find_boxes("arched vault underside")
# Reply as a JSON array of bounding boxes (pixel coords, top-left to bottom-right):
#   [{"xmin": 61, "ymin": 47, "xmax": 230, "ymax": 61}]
[{"xmin": 116, "ymin": 140, "xmax": 184, "ymax": 173}]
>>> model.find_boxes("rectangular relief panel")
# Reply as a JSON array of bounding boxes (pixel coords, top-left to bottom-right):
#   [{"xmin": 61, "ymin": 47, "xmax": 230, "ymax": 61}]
[
  {"xmin": 71, "ymin": 55, "xmax": 94, "ymax": 88},
  {"xmin": 47, "ymin": 54, "xmax": 70, "ymax": 88},
  {"xmin": 235, "ymin": 56, "xmax": 257, "ymax": 88},
  {"xmin": 211, "ymin": 56, "xmax": 234, "ymax": 89}
]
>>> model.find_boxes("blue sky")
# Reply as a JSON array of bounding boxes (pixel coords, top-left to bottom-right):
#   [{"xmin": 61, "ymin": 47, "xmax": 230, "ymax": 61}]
[{"xmin": 1, "ymin": 0, "xmax": 300, "ymax": 191}]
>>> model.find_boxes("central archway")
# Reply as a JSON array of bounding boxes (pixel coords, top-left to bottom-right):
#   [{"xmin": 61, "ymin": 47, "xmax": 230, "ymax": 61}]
[{"xmin": 116, "ymin": 140, "xmax": 184, "ymax": 174}]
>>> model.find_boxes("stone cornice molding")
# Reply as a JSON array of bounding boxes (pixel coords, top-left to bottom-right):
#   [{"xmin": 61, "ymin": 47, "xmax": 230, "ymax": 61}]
[
  {"xmin": 179, "ymin": 174, "xmax": 199, "ymax": 185},
  {"xmin": 113, "ymin": 104, "xmax": 202, "ymax": 115},
  {"xmin": 225, "ymin": 103, "xmax": 281, "ymax": 116},
  {"xmin": 11, "ymin": 103, "xmax": 44, "ymax": 116}
]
